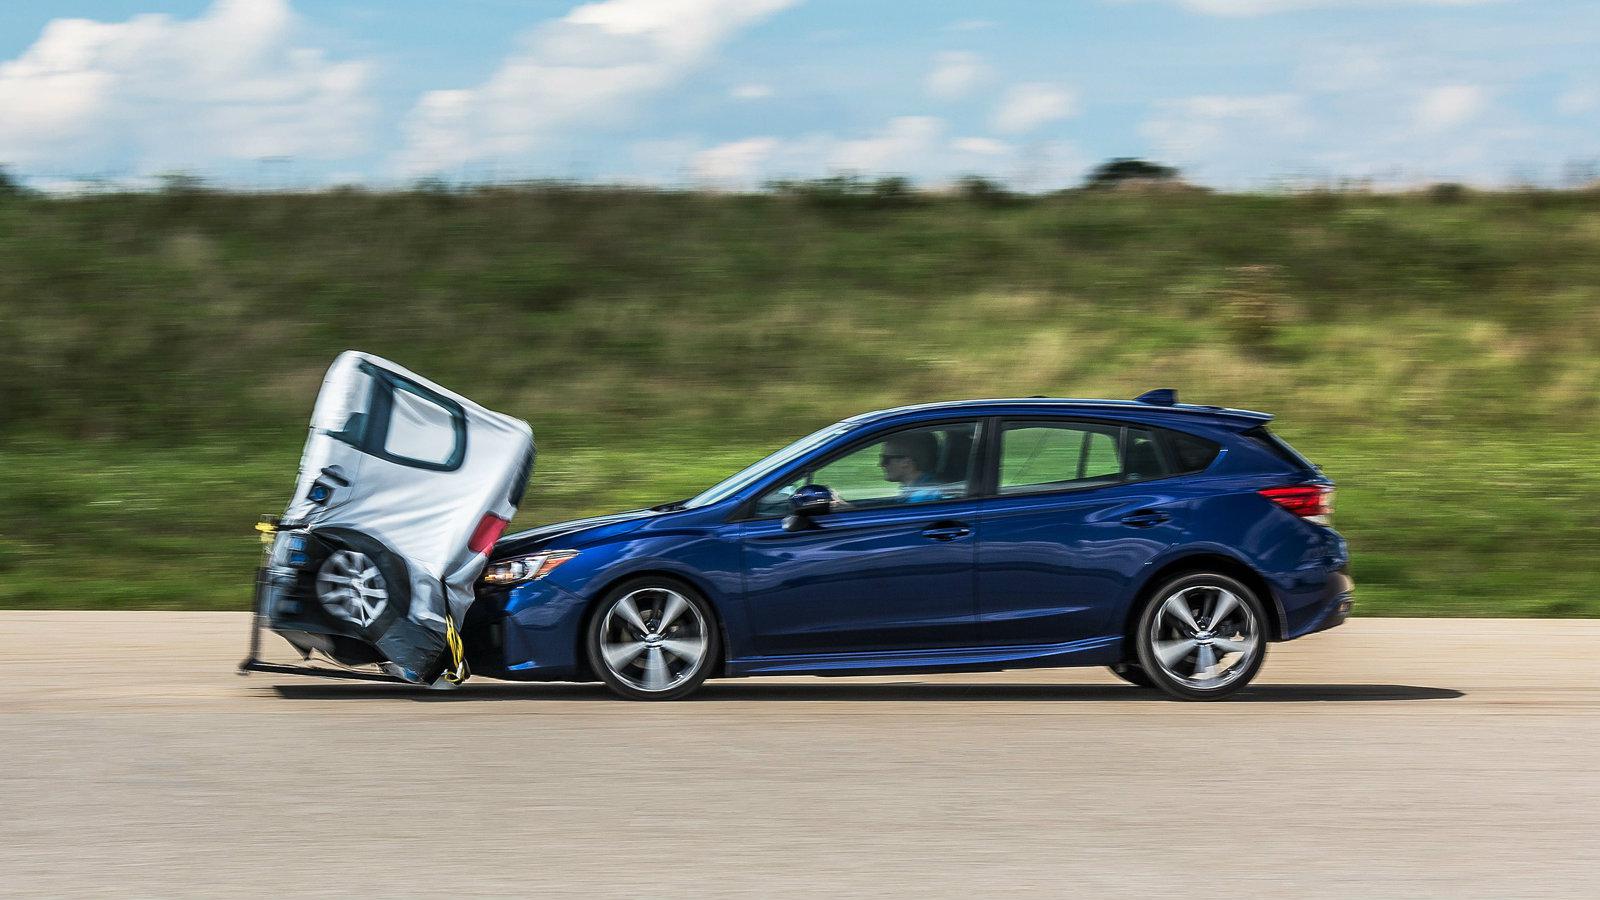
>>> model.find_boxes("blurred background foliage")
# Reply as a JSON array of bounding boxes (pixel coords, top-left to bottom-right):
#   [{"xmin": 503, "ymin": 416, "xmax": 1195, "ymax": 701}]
[{"xmin": 1, "ymin": 177, "xmax": 1597, "ymax": 614}]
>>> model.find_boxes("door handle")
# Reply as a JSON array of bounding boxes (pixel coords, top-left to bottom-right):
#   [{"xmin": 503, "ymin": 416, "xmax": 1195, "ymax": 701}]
[
  {"xmin": 1119, "ymin": 510, "xmax": 1170, "ymax": 528},
  {"xmin": 921, "ymin": 522, "xmax": 972, "ymax": 541}
]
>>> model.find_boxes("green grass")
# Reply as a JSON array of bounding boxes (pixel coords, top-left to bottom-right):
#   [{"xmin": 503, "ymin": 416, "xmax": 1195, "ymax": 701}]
[{"xmin": 2, "ymin": 184, "xmax": 1598, "ymax": 614}]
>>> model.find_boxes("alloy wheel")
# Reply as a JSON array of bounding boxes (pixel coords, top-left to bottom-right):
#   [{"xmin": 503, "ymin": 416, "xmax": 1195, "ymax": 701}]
[
  {"xmin": 598, "ymin": 587, "xmax": 710, "ymax": 693},
  {"xmin": 1147, "ymin": 583, "xmax": 1261, "ymax": 691}
]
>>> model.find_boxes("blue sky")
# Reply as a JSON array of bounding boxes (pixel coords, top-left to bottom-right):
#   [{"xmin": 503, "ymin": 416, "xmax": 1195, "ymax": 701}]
[{"xmin": 1, "ymin": 0, "xmax": 1596, "ymax": 190}]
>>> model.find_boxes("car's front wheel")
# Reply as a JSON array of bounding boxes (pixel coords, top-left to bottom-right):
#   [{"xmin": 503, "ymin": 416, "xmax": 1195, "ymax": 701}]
[
  {"xmin": 586, "ymin": 579, "xmax": 719, "ymax": 701},
  {"xmin": 1134, "ymin": 573, "xmax": 1267, "ymax": 701}
]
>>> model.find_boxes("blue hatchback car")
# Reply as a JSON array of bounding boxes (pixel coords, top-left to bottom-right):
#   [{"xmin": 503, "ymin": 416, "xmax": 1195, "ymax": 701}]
[{"xmin": 468, "ymin": 390, "xmax": 1352, "ymax": 701}]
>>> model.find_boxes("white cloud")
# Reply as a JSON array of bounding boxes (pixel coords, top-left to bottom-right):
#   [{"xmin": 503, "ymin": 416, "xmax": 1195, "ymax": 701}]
[
  {"xmin": 1163, "ymin": 0, "xmax": 1497, "ymax": 16},
  {"xmin": 683, "ymin": 118, "xmax": 1086, "ymax": 191},
  {"xmin": 1141, "ymin": 93, "xmax": 1311, "ymax": 178},
  {"xmin": 730, "ymin": 83, "xmax": 773, "ymax": 100},
  {"xmin": 925, "ymin": 51, "xmax": 987, "ymax": 101},
  {"xmin": 952, "ymin": 137, "xmax": 1011, "ymax": 156},
  {"xmin": 827, "ymin": 116, "xmax": 945, "ymax": 172},
  {"xmin": 0, "ymin": 0, "xmax": 373, "ymax": 172},
  {"xmin": 692, "ymin": 136, "xmax": 779, "ymax": 186},
  {"xmin": 1556, "ymin": 86, "xmax": 1598, "ymax": 116},
  {"xmin": 1415, "ymin": 84, "xmax": 1486, "ymax": 130},
  {"xmin": 394, "ymin": 0, "xmax": 798, "ymax": 175},
  {"xmin": 991, "ymin": 83, "xmax": 1078, "ymax": 134}
]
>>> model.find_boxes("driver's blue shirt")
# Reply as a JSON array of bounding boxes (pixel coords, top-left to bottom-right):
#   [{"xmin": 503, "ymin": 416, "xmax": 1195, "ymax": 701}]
[{"xmin": 899, "ymin": 474, "xmax": 944, "ymax": 503}]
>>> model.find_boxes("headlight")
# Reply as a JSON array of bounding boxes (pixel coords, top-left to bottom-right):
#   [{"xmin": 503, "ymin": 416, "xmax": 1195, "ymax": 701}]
[{"xmin": 480, "ymin": 550, "xmax": 578, "ymax": 586}]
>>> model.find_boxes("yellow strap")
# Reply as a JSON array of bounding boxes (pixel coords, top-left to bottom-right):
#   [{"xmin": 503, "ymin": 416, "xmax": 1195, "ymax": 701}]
[{"xmin": 443, "ymin": 612, "xmax": 467, "ymax": 684}]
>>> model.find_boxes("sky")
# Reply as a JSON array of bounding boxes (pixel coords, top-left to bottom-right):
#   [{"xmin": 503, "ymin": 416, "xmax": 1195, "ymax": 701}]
[{"xmin": 0, "ymin": 0, "xmax": 1596, "ymax": 191}]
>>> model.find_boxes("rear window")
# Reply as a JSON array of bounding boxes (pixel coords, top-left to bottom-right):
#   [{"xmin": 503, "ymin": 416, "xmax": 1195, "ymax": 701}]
[{"xmin": 1242, "ymin": 426, "xmax": 1317, "ymax": 472}]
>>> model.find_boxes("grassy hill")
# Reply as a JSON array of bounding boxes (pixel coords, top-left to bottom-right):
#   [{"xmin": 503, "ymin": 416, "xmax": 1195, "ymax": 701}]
[{"xmin": 2, "ymin": 183, "xmax": 1597, "ymax": 615}]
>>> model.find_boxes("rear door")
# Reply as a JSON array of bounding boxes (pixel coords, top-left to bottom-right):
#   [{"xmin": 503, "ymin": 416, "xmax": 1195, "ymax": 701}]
[{"xmin": 975, "ymin": 419, "xmax": 1184, "ymax": 646}]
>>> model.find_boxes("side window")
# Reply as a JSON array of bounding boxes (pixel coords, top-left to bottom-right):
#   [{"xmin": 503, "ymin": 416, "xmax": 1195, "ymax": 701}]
[
  {"xmin": 999, "ymin": 423, "xmax": 1124, "ymax": 494},
  {"xmin": 384, "ymin": 385, "xmax": 460, "ymax": 466},
  {"xmin": 1165, "ymin": 429, "xmax": 1221, "ymax": 475},
  {"xmin": 1124, "ymin": 427, "xmax": 1169, "ymax": 481},
  {"xmin": 754, "ymin": 422, "xmax": 980, "ymax": 516}
]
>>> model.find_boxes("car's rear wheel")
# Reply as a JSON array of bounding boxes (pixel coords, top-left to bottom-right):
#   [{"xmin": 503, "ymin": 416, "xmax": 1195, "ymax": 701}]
[
  {"xmin": 1107, "ymin": 662, "xmax": 1156, "ymax": 688},
  {"xmin": 587, "ymin": 579, "xmax": 719, "ymax": 701},
  {"xmin": 1134, "ymin": 573, "xmax": 1267, "ymax": 701}
]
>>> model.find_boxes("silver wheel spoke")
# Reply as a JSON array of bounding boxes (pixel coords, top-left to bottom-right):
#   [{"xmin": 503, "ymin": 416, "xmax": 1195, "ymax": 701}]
[
  {"xmin": 613, "ymin": 595, "xmax": 649, "ymax": 635},
  {"xmin": 603, "ymin": 640, "xmax": 647, "ymax": 669},
  {"xmin": 660, "ymin": 637, "xmax": 704, "ymax": 663},
  {"xmin": 1194, "ymin": 644, "xmax": 1218, "ymax": 679},
  {"xmin": 657, "ymin": 592, "xmax": 689, "ymax": 630},
  {"xmin": 1163, "ymin": 595, "xmax": 1201, "ymax": 633},
  {"xmin": 1208, "ymin": 589, "xmax": 1239, "ymax": 626},
  {"xmin": 1155, "ymin": 638, "xmax": 1197, "ymax": 668},
  {"xmin": 643, "ymin": 647, "xmax": 670, "ymax": 691}
]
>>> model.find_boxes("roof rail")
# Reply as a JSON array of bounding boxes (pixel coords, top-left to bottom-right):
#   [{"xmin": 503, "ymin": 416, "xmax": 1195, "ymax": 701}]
[{"xmin": 1134, "ymin": 388, "xmax": 1178, "ymax": 406}]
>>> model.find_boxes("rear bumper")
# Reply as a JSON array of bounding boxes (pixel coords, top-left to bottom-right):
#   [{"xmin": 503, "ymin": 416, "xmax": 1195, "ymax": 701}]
[
  {"xmin": 1282, "ymin": 566, "xmax": 1354, "ymax": 639},
  {"xmin": 1304, "ymin": 588, "xmax": 1354, "ymax": 636}
]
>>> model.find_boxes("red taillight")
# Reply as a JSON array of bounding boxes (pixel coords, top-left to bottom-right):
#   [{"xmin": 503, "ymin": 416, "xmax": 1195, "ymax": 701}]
[
  {"xmin": 1258, "ymin": 484, "xmax": 1334, "ymax": 524},
  {"xmin": 468, "ymin": 514, "xmax": 510, "ymax": 555}
]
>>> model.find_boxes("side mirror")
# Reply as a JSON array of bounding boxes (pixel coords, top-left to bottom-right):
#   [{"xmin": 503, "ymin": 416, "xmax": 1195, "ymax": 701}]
[{"xmin": 783, "ymin": 484, "xmax": 835, "ymax": 531}]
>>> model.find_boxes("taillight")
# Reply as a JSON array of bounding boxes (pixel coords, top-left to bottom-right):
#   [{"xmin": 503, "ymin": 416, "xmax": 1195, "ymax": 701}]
[
  {"xmin": 1258, "ymin": 484, "xmax": 1334, "ymax": 525},
  {"xmin": 467, "ymin": 514, "xmax": 511, "ymax": 555}
]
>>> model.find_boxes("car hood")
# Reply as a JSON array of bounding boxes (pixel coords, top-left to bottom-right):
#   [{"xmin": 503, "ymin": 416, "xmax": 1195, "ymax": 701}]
[{"xmin": 490, "ymin": 509, "xmax": 659, "ymax": 558}]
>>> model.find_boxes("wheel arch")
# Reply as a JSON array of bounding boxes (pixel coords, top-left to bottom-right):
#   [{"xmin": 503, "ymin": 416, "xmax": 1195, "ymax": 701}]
[
  {"xmin": 1123, "ymin": 552, "xmax": 1285, "ymax": 653},
  {"xmin": 573, "ymin": 568, "xmax": 732, "ymax": 680}
]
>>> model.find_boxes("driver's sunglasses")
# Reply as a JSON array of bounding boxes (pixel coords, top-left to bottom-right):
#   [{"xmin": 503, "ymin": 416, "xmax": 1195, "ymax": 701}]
[{"xmin": 879, "ymin": 453, "xmax": 910, "ymax": 465}]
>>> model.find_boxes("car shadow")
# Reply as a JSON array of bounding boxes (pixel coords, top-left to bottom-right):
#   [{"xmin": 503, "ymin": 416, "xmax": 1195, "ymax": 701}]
[{"xmin": 267, "ymin": 681, "xmax": 1463, "ymax": 703}]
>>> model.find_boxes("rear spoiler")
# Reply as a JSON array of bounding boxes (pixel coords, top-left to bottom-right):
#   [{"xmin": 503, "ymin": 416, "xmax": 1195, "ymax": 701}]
[{"xmin": 1133, "ymin": 388, "xmax": 1273, "ymax": 429}]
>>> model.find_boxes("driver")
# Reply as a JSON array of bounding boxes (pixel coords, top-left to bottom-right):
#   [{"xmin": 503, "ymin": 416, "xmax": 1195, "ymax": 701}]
[{"xmin": 880, "ymin": 432, "xmax": 943, "ymax": 503}]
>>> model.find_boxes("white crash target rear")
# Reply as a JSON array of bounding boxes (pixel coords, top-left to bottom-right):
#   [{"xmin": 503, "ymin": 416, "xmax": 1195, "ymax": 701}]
[{"xmin": 266, "ymin": 350, "xmax": 534, "ymax": 681}]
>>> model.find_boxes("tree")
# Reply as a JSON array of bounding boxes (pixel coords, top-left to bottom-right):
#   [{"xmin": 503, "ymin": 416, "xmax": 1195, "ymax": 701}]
[
  {"xmin": 0, "ymin": 166, "xmax": 27, "ymax": 198},
  {"xmin": 1084, "ymin": 158, "xmax": 1180, "ymax": 189}
]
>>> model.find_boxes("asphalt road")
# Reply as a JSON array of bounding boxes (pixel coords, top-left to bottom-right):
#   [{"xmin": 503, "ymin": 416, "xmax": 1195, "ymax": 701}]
[{"xmin": 2, "ymin": 612, "xmax": 1597, "ymax": 898}]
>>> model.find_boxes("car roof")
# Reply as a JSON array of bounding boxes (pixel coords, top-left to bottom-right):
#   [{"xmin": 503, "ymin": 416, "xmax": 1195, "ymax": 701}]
[{"xmin": 842, "ymin": 396, "xmax": 1274, "ymax": 430}]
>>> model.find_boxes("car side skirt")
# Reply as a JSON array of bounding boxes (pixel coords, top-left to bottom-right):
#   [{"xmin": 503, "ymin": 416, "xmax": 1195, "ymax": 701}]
[{"xmin": 725, "ymin": 634, "xmax": 1122, "ymax": 678}]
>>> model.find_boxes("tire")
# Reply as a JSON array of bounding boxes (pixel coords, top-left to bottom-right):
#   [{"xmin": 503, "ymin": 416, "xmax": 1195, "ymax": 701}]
[
  {"xmin": 1133, "ymin": 573, "xmax": 1268, "ymax": 701},
  {"xmin": 1107, "ymin": 662, "xmax": 1157, "ymax": 688},
  {"xmin": 586, "ymin": 578, "xmax": 720, "ymax": 701}
]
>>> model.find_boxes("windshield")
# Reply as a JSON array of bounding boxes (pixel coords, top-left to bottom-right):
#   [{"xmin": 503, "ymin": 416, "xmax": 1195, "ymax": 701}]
[{"xmin": 683, "ymin": 422, "xmax": 856, "ymax": 509}]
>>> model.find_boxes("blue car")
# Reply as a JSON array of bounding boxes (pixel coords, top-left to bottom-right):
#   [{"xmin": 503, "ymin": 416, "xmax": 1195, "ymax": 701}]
[{"xmin": 469, "ymin": 390, "xmax": 1352, "ymax": 701}]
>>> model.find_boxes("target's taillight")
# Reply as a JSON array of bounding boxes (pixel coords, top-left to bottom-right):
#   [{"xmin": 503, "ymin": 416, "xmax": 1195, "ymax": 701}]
[
  {"xmin": 468, "ymin": 514, "xmax": 510, "ymax": 555},
  {"xmin": 1258, "ymin": 484, "xmax": 1334, "ymax": 526}
]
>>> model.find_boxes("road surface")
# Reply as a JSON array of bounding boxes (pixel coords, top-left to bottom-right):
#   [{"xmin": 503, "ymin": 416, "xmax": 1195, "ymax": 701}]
[{"xmin": 2, "ymin": 612, "xmax": 1597, "ymax": 898}]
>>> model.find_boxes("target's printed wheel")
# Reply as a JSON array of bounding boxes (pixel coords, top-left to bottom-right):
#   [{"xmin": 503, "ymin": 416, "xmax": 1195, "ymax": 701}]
[{"xmin": 315, "ymin": 550, "xmax": 389, "ymax": 627}]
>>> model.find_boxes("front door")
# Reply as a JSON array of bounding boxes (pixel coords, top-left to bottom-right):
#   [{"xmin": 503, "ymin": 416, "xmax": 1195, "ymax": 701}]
[{"xmin": 740, "ymin": 421, "xmax": 983, "ymax": 656}]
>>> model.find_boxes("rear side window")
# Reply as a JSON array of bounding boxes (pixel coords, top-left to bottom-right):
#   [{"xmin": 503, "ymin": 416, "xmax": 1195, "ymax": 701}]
[{"xmin": 1000, "ymin": 423, "xmax": 1126, "ymax": 494}]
